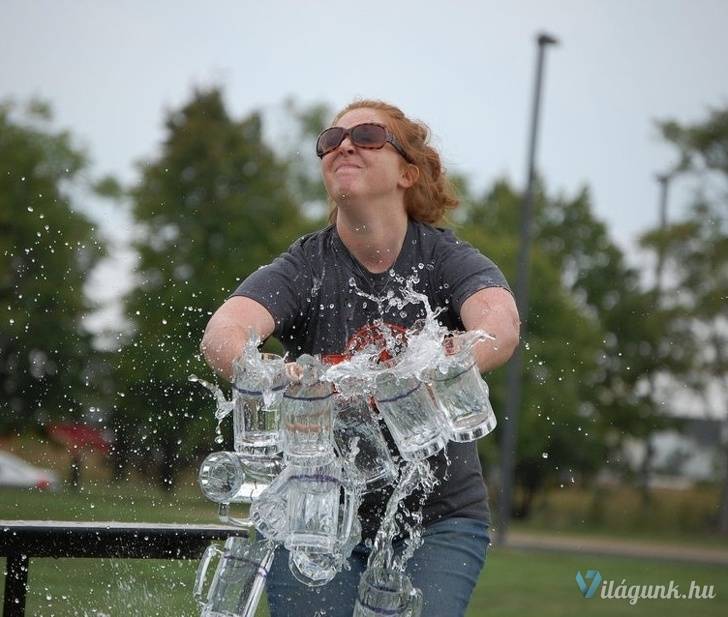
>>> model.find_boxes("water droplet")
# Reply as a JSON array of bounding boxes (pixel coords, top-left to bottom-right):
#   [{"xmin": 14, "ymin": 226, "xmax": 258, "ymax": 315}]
[{"xmin": 541, "ymin": 452, "xmax": 549, "ymax": 459}]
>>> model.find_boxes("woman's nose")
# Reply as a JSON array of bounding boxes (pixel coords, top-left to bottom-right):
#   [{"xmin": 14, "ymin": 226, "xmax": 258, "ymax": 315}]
[{"xmin": 337, "ymin": 134, "xmax": 356, "ymax": 153}]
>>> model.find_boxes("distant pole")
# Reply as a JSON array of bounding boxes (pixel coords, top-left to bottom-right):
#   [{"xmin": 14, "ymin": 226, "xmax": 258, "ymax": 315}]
[
  {"xmin": 654, "ymin": 173, "xmax": 673, "ymax": 291},
  {"xmin": 641, "ymin": 171, "xmax": 673, "ymax": 504},
  {"xmin": 497, "ymin": 32, "xmax": 559, "ymax": 547}
]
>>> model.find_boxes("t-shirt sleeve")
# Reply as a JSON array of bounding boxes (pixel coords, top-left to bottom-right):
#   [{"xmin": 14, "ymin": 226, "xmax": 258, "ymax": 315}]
[
  {"xmin": 435, "ymin": 229, "xmax": 512, "ymax": 316},
  {"xmin": 228, "ymin": 238, "xmax": 311, "ymax": 338}
]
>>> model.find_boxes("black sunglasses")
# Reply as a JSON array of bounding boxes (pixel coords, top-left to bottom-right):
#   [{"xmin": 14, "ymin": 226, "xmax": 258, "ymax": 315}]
[{"xmin": 316, "ymin": 123, "xmax": 414, "ymax": 164}]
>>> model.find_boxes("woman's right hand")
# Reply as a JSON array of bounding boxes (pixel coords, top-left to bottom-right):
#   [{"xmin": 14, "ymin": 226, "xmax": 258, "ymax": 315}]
[{"xmin": 284, "ymin": 361, "xmax": 303, "ymax": 382}]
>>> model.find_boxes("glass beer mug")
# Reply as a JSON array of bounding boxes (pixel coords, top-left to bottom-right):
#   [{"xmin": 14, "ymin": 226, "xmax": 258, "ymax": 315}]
[
  {"xmin": 249, "ymin": 466, "xmax": 293, "ymax": 544},
  {"xmin": 233, "ymin": 351, "xmax": 287, "ymax": 457},
  {"xmin": 284, "ymin": 461, "xmax": 355, "ymax": 553},
  {"xmin": 287, "ymin": 498, "xmax": 362, "ymax": 587},
  {"xmin": 427, "ymin": 342, "xmax": 496, "ymax": 442},
  {"xmin": 279, "ymin": 356, "xmax": 335, "ymax": 466},
  {"xmin": 194, "ymin": 535, "xmax": 275, "ymax": 617},
  {"xmin": 333, "ymin": 395, "xmax": 397, "ymax": 492},
  {"xmin": 353, "ymin": 567, "xmax": 423, "ymax": 617},
  {"xmin": 373, "ymin": 371, "xmax": 447, "ymax": 461},
  {"xmin": 198, "ymin": 451, "xmax": 268, "ymax": 504}
]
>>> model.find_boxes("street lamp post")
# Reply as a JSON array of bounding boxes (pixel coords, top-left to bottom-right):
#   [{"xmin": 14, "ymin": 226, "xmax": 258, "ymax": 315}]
[
  {"xmin": 654, "ymin": 172, "xmax": 673, "ymax": 290},
  {"xmin": 497, "ymin": 32, "xmax": 559, "ymax": 547},
  {"xmin": 640, "ymin": 171, "xmax": 674, "ymax": 503}
]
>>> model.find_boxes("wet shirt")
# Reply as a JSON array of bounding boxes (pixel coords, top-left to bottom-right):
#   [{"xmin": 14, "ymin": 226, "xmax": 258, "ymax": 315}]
[{"xmin": 231, "ymin": 219, "xmax": 511, "ymax": 539}]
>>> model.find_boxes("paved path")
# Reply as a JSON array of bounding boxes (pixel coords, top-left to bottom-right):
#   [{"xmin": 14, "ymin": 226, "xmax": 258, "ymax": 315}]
[{"xmin": 503, "ymin": 531, "xmax": 728, "ymax": 566}]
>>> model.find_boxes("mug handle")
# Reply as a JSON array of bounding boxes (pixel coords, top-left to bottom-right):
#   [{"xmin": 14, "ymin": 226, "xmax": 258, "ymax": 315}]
[
  {"xmin": 193, "ymin": 544, "xmax": 221, "ymax": 606},
  {"xmin": 218, "ymin": 503, "xmax": 255, "ymax": 529},
  {"xmin": 407, "ymin": 587, "xmax": 423, "ymax": 617},
  {"xmin": 339, "ymin": 482, "xmax": 357, "ymax": 542}
]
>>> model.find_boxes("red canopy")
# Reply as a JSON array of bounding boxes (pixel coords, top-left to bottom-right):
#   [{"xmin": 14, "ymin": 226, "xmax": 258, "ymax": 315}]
[{"xmin": 48, "ymin": 423, "xmax": 110, "ymax": 454}]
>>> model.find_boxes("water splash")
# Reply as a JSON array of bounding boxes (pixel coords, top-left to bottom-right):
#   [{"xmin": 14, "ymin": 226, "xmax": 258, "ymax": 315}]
[
  {"xmin": 188, "ymin": 374, "xmax": 233, "ymax": 421},
  {"xmin": 323, "ymin": 274, "xmax": 494, "ymax": 393},
  {"xmin": 232, "ymin": 332, "xmax": 289, "ymax": 409},
  {"xmin": 192, "ymin": 274, "xmax": 497, "ymax": 592},
  {"xmin": 367, "ymin": 460, "xmax": 438, "ymax": 574}
]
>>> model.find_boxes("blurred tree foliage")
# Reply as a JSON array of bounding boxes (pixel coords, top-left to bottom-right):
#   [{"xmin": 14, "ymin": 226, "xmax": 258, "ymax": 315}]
[
  {"xmin": 0, "ymin": 100, "xmax": 105, "ymax": 434},
  {"xmin": 112, "ymin": 88, "xmax": 317, "ymax": 489},
  {"xmin": 280, "ymin": 97, "xmax": 331, "ymax": 220},
  {"xmin": 456, "ymin": 178, "xmax": 680, "ymax": 517},
  {"xmin": 643, "ymin": 107, "xmax": 728, "ymax": 532},
  {"xmin": 7, "ymin": 85, "xmax": 718, "ymax": 518}
]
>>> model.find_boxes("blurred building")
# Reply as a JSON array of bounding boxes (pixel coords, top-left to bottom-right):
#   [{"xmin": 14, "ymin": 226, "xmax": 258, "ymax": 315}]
[{"xmin": 618, "ymin": 417, "xmax": 725, "ymax": 489}]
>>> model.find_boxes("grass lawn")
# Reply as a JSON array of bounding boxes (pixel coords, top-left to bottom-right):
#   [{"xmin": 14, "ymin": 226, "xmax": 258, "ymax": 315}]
[
  {"xmin": 1, "ymin": 547, "xmax": 725, "ymax": 616},
  {"xmin": 475, "ymin": 547, "xmax": 726, "ymax": 617},
  {"xmin": 505, "ymin": 483, "xmax": 728, "ymax": 549},
  {"xmin": 1, "ymin": 459, "xmax": 725, "ymax": 616}
]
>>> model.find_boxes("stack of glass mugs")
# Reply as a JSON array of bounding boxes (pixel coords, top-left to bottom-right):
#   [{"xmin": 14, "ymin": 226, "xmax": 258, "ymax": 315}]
[{"xmin": 194, "ymin": 332, "xmax": 496, "ymax": 617}]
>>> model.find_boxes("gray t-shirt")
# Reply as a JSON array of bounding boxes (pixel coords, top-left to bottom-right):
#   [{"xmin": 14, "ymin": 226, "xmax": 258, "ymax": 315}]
[{"xmin": 231, "ymin": 219, "xmax": 510, "ymax": 539}]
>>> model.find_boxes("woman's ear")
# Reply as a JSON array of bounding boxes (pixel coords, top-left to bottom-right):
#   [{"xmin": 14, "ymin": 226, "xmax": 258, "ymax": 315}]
[{"xmin": 398, "ymin": 164, "xmax": 420, "ymax": 189}]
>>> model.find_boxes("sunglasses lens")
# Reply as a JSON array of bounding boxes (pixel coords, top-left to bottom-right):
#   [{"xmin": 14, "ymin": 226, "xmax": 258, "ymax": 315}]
[
  {"xmin": 316, "ymin": 124, "xmax": 390, "ymax": 157},
  {"xmin": 351, "ymin": 124, "xmax": 387, "ymax": 148},
  {"xmin": 316, "ymin": 127, "xmax": 345, "ymax": 157}
]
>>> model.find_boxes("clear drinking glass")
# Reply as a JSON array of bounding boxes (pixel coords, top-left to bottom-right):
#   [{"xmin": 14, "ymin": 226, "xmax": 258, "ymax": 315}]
[
  {"xmin": 250, "ymin": 466, "xmax": 292, "ymax": 543},
  {"xmin": 238, "ymin": 450, "xmax": 284, "ymax": 484},
  {"xmin": 287, "ymin": 497, "xmax": 362, "ymax": 587},
  {"xmin": 427, "ymin": 348, "xmax": 496, "ymax": 442},
  {"xmin": 279, "ymin": 379, "xmax": 335, "ymax": 466},
  {"xmin": 194, "ymin": 535, "xmax": 275, "ymax": 617},
  {"xmin": 233, "ymin": 352, "xmax": 287, "ymax": 457},
  {"xmin": 288, "ymin": 549, "xmax": 339, "ymax": 587},
  {"xmin": 373, "ymin": 372, "xmax": 447, "ymax": 461},
  {"xmin": 284, "ymin": 461, "xmax": 356, "ymax": 556},
  {"xmin": 198, "ymin": 451, "xmax": 268, "ymax": 504},
  {"xmin": 353, "ymin": 567, "xmax": 423, "ymax": 617},
  {"xmin": 333, "ymin": 395, "xmax": 397, "ymax": 492}
]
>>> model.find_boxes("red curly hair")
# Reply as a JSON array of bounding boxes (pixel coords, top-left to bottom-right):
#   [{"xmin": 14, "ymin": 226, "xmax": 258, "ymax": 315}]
[{"xmin": 327, "ymin": 99, "xmax": 459, "ymax": 225}]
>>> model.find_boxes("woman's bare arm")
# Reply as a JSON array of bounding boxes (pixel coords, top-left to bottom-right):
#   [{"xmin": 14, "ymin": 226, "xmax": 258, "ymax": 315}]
[
  {"xmin": 200, "ymin": 296, "xmax": 276, "ymax": 382},
  {"xmin": 460, "ymin": 287, "xmax": 520, "ymax": 373}
]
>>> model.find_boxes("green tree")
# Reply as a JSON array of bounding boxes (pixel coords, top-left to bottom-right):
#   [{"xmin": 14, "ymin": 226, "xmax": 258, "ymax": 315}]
[
  {"xmin": 535, "ymin": 181, "xmax": 688, "ymax": 506},
  {"xmin": 279, "ymin": 97, "xmax": 331, "ymax": 222},
  {"xmin": 644, "ymin": 107, "xmax": 728, "ymax": 533},
  {"xmin": 113, "ymin": 88, "xmax": 315, "ymax": 488},
  {"xmin": 0, "ymin": 100, "xmax": 105, "ymax": 434},
  {"xmin": 457, "ymin": 177, "xmax": 674, "ymax": 517},
  {"xmin": 457, "ymin": 180, "xmax": 599, "ymax": 516}
]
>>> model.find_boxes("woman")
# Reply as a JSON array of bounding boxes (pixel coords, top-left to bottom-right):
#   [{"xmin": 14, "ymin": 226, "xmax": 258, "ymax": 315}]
[{"xmin": 201, "ymin": 100, "xmax": 519, "ymax": 617}]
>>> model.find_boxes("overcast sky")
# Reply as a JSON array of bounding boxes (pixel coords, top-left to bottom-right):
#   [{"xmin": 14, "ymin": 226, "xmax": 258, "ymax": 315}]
[{"xmin": 2, "ymin": 0, "xmax": 727, "ymax": 260}]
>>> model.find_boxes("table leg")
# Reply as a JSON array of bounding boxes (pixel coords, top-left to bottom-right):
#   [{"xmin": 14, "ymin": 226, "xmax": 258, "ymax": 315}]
[{"xmin": 3, "ymin": 552, "xmax": 29, "ymax": 617}]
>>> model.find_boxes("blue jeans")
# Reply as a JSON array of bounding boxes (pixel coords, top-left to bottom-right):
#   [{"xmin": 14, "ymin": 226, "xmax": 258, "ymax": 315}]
[{"xmin": 267, "ymin": 517, "xmax": 490, "ymax": 617}]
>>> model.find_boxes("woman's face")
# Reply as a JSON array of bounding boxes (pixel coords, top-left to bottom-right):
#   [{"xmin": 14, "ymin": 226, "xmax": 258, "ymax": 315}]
[{"xmin": 320, "ymin": 107, "xmax": 410, "ymax": 208}]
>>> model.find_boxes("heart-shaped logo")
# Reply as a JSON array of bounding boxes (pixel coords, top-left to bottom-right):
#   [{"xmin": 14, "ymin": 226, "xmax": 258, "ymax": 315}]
[{"xmin": 575, "ymin": 570, "xmax": 602, "ymax": 598}]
